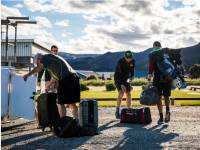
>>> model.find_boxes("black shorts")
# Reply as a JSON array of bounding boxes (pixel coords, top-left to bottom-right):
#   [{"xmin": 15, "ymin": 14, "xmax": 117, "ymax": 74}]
[
  {"xmin": 153, "ymin": 80, "xmax": 171, "ymax": 97},
  {"xmin": 115, "ymin": 81, "xmax": 131, "ymax": 92},
  {"xmin": 57, "ymin": 74, "xmax": 80, "ymax": 104}
]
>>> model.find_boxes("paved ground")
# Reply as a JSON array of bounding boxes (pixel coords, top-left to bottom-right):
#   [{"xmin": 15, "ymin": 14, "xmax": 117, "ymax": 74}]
[{"xmin": 1, "ymin": 106, "xmax": 200, "ymax": 150}]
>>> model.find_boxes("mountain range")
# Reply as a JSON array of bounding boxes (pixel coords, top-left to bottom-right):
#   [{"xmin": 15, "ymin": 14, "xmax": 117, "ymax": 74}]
[{"xmin": 59, "ymin": 43, "xmax": 200, "ymax": 72}]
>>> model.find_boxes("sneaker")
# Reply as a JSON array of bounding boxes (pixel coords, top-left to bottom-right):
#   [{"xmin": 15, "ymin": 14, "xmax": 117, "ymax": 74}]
[
  {"xmin": 157, "ymin": 117, "xmax": 164, "ymax": 125},
  {"xmin": 165, "ymin": 112, "xmax": 170, "ymax": 123},
  {"xmin": 115, "ymin": 111, "xmax": 120, "ymax": 119}
]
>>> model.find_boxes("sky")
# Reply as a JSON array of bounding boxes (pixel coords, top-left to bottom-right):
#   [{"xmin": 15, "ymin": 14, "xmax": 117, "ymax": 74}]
[{"xmin": 1, "ymin": 0, "xmax": 200, "ymax": 54}]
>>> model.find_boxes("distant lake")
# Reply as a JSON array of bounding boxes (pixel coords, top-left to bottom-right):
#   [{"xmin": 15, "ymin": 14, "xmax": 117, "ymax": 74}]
[
  {"xmin": 96, "ymin": 70, "xmax": 148, "ymax": 78},
  {"xmin": 135, "ymin": 71, "xmax": 148, "ymax": 78}
]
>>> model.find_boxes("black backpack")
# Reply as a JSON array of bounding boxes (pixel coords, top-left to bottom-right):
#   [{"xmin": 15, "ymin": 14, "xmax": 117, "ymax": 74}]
[
  {"xmin": 54, "ymin": 116, "xmax": 80, "ymax": 138},
  {"xmin": 54, "ymin": 116, "xmax": 98, "ymax": 138}
]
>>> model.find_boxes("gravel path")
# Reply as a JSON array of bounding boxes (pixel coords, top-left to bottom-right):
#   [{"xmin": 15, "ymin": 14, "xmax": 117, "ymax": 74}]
[{"xmin": 1, "ymin": 106, "xmax": 200, "ymax": 150}]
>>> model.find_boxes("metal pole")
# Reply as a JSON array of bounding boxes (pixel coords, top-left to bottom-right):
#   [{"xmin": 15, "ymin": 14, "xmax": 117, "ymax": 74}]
[
  {"xmin": 1, "ymin": 25, "xmax": 3, "ymax": 40},
  {"xmin": 14, "ymin": 25, "xmax": 17, "ymax": 63},
  {"xmin": 7, "ymin": 71, "xmax": 12, "ymax": 118},
  {"xmin": 5, "ymin": 23, "xmax": 8, "ymax": 62}
]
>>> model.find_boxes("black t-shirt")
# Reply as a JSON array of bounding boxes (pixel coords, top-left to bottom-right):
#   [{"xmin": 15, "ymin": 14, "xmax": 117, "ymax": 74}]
[
  {"xmin": 41, "ymin": 54, "xmax": 76, "ymax": 81},
  {"xmin": 114, "ymin": 57, "xmax": 135, "ymax": 83}
]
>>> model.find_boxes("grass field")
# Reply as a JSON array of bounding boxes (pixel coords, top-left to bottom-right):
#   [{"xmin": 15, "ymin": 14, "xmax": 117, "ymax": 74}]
[{"xmin": 81, "ymin": 89, "xmax": 200, "ymax": 106}]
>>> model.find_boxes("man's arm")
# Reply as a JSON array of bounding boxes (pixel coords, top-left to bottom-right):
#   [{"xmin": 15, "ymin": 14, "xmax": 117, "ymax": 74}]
[
  {"xmin": 148, "ymin": 55, "xmax": 154, "ymax": 81},
  {"xmin": 37, "ymin": 69, "xmax": 44, "ymax": 83},
  {"xmin": 24, "ymin": 64, "xmax": 44, "ymax": 81},
  {"xmin": 115, "ymin": 59, "xmax": 124, "ymax": 82},
  {"xmin": 130, "ymin": 59, "xmax": 135, "ymax": 79}
]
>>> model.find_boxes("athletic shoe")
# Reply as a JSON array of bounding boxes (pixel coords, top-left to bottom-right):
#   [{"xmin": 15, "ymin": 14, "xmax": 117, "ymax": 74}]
[
  {"xmin": 157, "ymin": 117, "xmax": 164, "ymax": 124},
  {"xmin": 165, "ymin": 112, "xmax": 170, "ymax": 123},
  {"xmin": 115, "ymin": 110, "xmax": 120, "ymax": 119}
]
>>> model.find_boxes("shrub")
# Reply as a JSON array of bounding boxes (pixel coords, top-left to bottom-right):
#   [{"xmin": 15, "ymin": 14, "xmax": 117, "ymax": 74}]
[
  {"xmin": 80, "ymin": 83, "xmax": 89, "ymax": 91},
  {"xmin": 130, "ymin": 78, "xmax": 148, "ymax": 86},
  {"xmin": 105, "ymin": 82, "xmax": 116, "ymax": 91},
  {"xmin": 81, "ymin": 79, "xmax": 106, "ymax": 86},
  {"xmin": 87, "ymin": 74, "xmax": 98, "ymax": 80},
  {"xmin": 189, "ymin": 64, "xmax": 200, "ymax": 79}
]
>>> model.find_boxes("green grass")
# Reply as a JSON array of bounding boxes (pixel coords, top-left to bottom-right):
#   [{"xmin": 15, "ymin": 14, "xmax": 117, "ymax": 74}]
[
  {"xmin": 81, "ymin": 90, "xmax": 200, "ymax": 106},
  {"xmin": 185, "ymin": 78, "xmax": 200, "ymax": 85}
]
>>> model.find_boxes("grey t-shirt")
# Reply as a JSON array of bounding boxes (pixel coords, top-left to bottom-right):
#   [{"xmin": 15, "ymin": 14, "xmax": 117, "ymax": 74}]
[{"xmin": 41, "ymin": 54, "xmax": 76, "ymax": 80}]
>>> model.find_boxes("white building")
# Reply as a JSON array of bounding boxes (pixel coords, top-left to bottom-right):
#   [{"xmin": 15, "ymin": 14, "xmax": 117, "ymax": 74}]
[{"xmin": 1, "ymin": 39, "xmax": 50, "ymax": 67}]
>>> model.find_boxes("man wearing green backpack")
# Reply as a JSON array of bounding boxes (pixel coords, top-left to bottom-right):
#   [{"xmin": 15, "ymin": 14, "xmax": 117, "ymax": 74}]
[{"xmin": 148, "ymin": 41, "xmax": 171, "ymax": 124}]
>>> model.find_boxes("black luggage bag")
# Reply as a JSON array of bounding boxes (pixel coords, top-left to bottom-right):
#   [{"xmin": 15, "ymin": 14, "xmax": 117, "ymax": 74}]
[
  {"xmin": 36, "ymin": 92, "xmax": 60, "ymax": 131},
  {"xmin": 79, "ymin": 100, "xmax": 98, "ymax": 135}
]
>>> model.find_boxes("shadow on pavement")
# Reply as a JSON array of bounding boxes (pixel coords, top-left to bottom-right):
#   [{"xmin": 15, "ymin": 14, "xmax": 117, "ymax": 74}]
[
  {"xmin": 1, "ymin": 120, "xmax": 179, "ymax": 150},
  {"xmin": 101, "ymin": 120, "xmax": 179, "ymax": 150},
  {"xmin": 1, "ymin": 120, "xmax": 35, "ymax": 132}
]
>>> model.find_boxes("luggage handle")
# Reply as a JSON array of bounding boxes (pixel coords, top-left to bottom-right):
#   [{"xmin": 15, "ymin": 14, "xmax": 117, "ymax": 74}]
[
  {"xmin": 142, "ymin": 80, "xmax": 153, "ymax": 90},
  {"xmin": 30, "ymin": 96, "xmax": 34, "ymax": 100},
  {"xmin": 30, "ymin": 91, "xmax": 36, "ymax": 100}
]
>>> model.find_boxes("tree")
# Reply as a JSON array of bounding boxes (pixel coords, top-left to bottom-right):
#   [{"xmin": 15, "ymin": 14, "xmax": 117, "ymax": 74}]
[{"xmin": 189, "ymin": 64, "xmax": 200, "ymax": 79}]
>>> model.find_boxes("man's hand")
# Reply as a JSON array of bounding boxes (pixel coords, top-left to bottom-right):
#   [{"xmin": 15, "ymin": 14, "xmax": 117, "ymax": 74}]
[
  {"xmin": 127, "ymin": 78, "xmax": 131, "ymax": 83},
  {"xmin": 23, "ymin": 74, "xmax": 29, "ymax": 81},
  {"xmin": 23, "ymin": 65, "xmax": 43, "ymax": 82},
  {"xmin": 45, "ymin": 79, "xmax": 58, "ymax": 92},
  {"xmin": 148, "ymin": 74, "xmax": 152, "ymax": 81},
  {"xmin": 121, "ymin": 84, "xmax": 127, "ymax": 93}
]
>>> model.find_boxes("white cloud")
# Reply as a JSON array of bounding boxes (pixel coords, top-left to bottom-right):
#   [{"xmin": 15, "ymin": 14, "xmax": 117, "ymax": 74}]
[
  {"xmin": 1, "ymin": 5, "xmax": 22, "ymax": 19},
  {"xmin": 35, "ymin": 16, "xmax": 52, "ymax": 28},
  {"xmin": 55, "ymin": 20, "xmax": 69, "ymax": 27},
  {"xmin": 3, "ymin": 0, "xmax": 200, "ymax": 53},
  {"xmin": 14, "ymin": 3, "xmax": 24, "ymax": 8},
  {"xmin": 24, "ymin": 0, "xmax": 54, "ymax": 12},
  {"xmin": 61, "ymin": 33, "xmax": 67, "ymax": 37}
]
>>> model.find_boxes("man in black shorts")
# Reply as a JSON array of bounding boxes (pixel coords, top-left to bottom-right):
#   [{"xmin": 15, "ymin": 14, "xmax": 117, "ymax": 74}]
[
  {"xmin": 114, "ymin": 51, "xmax": 135, "ymax": 119},
  {"xmin": 23, "ymin": 53, "xmax": 80, "ymax": 119},
  {"xmin": 148, "ymin": 41, "xmax": 171, "ymax": 124}
]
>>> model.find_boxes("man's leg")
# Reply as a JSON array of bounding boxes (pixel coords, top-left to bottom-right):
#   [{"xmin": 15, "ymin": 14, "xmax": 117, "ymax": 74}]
[
  {"xmin": 154, "ymin": 82, "xmax": 164, "ymax": 124},
  {"xmin": 163, "ymin": 82, "xmax": 171, "ymax": 123},
  {"xmin": 164, "ymin": 96, "xmax": 170, "ymax": 123},
  {"xmin": 57, "ymin": 104, "xmax": 66, "ymax": 118},
  {"xmin": 69, "ymin": 103, "xmax": 78, "ymax": 119},
  {"xmin": 125, "ymin": 91, "xmax": 131, "ymax": 108},
  {"xmin": 157, "ymin": 96, "xmax": 164, "ymax": 124},
  {"xmin": 116, "ymin": 90, "xmax": 124, "ymax": 119}
]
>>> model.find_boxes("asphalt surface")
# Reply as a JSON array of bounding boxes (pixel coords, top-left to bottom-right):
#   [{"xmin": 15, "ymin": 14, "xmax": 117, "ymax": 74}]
[{"xmin": 1, "ymin": 106, "xmax": 200, "ymax": 150}]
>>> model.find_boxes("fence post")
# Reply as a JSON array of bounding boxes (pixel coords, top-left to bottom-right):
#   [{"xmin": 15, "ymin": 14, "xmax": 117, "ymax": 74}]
[{"xmin": 171, "ymin": 98, "xmax": 175, "ymax": 106}]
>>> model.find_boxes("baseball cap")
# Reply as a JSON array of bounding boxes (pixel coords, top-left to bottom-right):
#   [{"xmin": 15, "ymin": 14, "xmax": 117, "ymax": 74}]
[{"xmin": 125, "ymin": 50, "xmax": 133, "ymax": 59}]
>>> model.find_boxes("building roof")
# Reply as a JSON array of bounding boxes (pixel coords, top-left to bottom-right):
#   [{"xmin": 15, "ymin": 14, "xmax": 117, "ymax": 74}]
[{"xmin": 1, "ymin": 39, "xmax": 51, "ymax": 53}]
